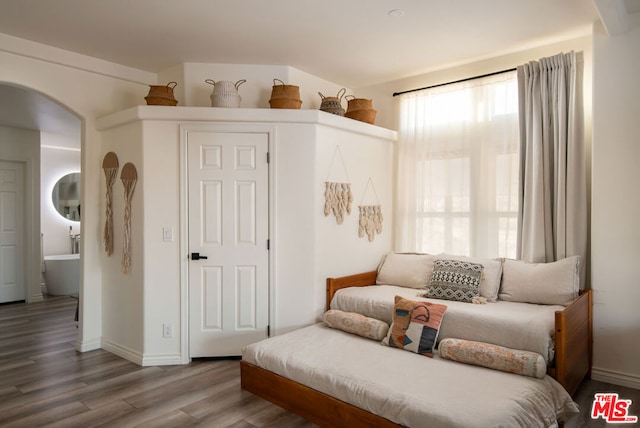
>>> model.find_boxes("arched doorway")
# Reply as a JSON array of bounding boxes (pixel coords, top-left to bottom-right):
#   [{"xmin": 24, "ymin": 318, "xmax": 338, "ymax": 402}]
[{"xmin": 0, "ymin": 83, "xmax": 82, "ymax": 307}]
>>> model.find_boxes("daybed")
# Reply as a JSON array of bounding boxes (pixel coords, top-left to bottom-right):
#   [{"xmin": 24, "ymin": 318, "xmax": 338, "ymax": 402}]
[{"xmin": 241, "ymin": 253, "xmax": 591, "ymax": 427}]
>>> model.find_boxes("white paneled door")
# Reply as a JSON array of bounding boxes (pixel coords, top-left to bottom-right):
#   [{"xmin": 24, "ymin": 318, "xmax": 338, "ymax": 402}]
[
  {"xmin": 187, "ymin": 130, "xmax": 269, "ymax": 357},
  {"xmin": 0, "ymin": 161, "xmax": 25, "ymax": 303}
]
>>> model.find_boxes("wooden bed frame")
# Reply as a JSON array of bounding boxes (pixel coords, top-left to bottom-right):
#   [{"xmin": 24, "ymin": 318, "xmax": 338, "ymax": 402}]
[
  {"xmin": 324, "ymin": 270, "xmax": 593, "ymax": 396},
  {"xmin": 240, "ymin": 270, "xmax": 592, "ymax": 427},
  {"xmin": 240, "ymin": 362, "xmax": 401, "ymax": 427}
]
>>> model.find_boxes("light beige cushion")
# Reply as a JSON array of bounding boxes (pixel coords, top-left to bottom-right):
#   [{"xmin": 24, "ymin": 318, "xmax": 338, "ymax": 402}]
[
  {"xmin": 437, "ymin": 254, "xmax": 503, "ymax": 301},
  {"xmin": 322, "ymin": 309, "xmax": 389, "ymax": 341},
  {"xmin": 439, "ymin": 338, "xmax": 547, "ymax": 379},
  {"xmin": 498, "ymin": 256, "xmax": 580, "ymax": 306},
  {"xmin": 376, "ymin": 252, "xmax": 435, "ymax": 289}
]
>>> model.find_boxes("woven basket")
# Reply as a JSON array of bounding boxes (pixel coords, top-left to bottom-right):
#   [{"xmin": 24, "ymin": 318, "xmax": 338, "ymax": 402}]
[
  {"xmin": 269, "ymin": 79, "xmax": 302, "ymax": 109},
  {"xmin": 345, "ymin": 108, "xmax": 377, "ymax": 124},
  {"xmin": 205, "ymin": 79, "xmax": 245, "ymax": 108},
  {"xmin": 144, "ymin": 96, "xmax": 178, "ymax": 106},
  {"xmin": 211, "ymin": 93, "xmax": 241, "ymax": 108},
  {"xmin": 145, "ymin": 81, "xmax": 178, "ymax": 106},
  {"xmin": 346, "ymin": 96, "xmax": 373, "ymax": 111},
  {"xmin": 319, "ymin": 88, "xmax": 346, "ymax": 116},
  {"xmin": 269, "ymin": 98, "xmax": 303, "ymax": 109},
  {"xmin": 345, "ymin": 96, "xmax": 376, "ymax": 124}
]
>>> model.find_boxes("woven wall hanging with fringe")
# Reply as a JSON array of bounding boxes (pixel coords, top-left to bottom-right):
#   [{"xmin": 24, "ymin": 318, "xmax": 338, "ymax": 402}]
[
  {"xmin": 120, "ymin": 163, "xmax": 137, "ymax": 274},
  {"xmin": 358, "ymin": 178, "xmax": 383, "ymax": 242},
  {"xmin": 323, "ymin": 146, "xmax": 353, "ymax": 224},
  {"xmin": 102, "ymin": 152, "xmax": 119, "ymax": 256}
]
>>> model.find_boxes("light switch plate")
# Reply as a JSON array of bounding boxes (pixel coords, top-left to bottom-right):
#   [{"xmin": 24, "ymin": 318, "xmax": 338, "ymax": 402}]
[{"xmin": 162, "ymin": 227, "xmax": 173, "ymax": 242}]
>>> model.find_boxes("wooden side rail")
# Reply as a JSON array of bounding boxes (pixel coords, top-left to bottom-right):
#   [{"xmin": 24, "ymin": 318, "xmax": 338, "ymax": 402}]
[
  {"xmin": 553, "ymin": 289, "xmax": 593, "ymax": 396},
  {"xmin": 240, "ymin": 361, "xmax": 401, "ymax": 428},
  {"xmin": 326, "ymin": 270, "xmax": 377, "ymax": 310}
]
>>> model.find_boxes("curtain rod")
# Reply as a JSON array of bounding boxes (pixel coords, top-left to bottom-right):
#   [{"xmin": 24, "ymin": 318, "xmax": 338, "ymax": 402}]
[{"xmin": 392, "ymin": 67, "xmax": 517, "ymax": 97}]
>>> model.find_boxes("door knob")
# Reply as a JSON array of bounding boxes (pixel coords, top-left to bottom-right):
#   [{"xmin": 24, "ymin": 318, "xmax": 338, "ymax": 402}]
[{"xmin": 191, "ymin": 252, "xmax": 208, "ymax": 260}]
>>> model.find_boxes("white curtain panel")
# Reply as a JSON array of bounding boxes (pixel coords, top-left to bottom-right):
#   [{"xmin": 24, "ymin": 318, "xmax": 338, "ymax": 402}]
[
  {"xmin": 395, "ymin": 72, "xmax": 519, "ymax": 257},
  {"xmin": 516, "ymin": 52, "xmax": 587, "ymax": 273}
]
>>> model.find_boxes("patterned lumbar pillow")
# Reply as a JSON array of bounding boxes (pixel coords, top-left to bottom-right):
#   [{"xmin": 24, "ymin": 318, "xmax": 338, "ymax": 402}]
[
  {"xmin": 382, "ymin": 295, "xmax": 447, "ymax": 357},
  {"xmin": 439, "ymin": 338, "xmax": 547, "ymax": 378},
  {"xmin": 423, "ymin": 259, "xmax": 484, "ymax": 303},
  {"xmin": 322, "ymin": 309, "xmax": 389, "ymax": 341},
  {"xmin": 437, "ymin": 254, "xmax": 503, "ymax": 301}
]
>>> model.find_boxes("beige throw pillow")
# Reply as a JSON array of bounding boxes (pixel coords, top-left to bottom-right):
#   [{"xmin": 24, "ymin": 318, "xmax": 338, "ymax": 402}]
[
  {"xmin": 376, "ymin": 252, "xmax": 435, "ymax": 289},
  {"xmin": 498, "ymin": 256, "xmax": 580, "ymax": 306}
]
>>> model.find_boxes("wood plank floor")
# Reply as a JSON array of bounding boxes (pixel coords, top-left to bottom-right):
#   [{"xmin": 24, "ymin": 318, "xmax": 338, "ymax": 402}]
[
  {"xmin": 0, "ymin": 296, "xmax": 316, "ymax": 428},
  {"xmin": 2, "ymin": 296, "xmax": 639, "ymax": 427}
]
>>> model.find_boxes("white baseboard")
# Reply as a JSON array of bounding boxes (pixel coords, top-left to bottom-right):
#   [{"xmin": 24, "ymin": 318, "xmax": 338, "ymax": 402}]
[
  {"xmin": 76, "ymin": 337, "xmax": 101, "ymax": 352},
  {"xmin": 100, "ymin": 339, "xmax": 187, "ymax": 366},
  {"xmin": 141, "ymin": 354, "xmax": 188, "ymax": 366},
  {"xmin": 591, "ymin": 367, "xmax": 640, "ymax": 390},
  {"xmin": 101, "ymin": 338, "xmax": 144, "ymax": 365}
]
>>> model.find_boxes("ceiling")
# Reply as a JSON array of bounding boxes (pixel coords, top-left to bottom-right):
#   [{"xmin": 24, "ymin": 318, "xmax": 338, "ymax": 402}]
[
  {"xmin": 0, "ymin": 0, "xmax": 603, "ymax": 87},
  {"xmin": 0, "ymin": 84, "xmax": 81, "ymax": 144},
  {"xmin": 0, "ymin": 0, "xmax": 637, "ymax": 145}
]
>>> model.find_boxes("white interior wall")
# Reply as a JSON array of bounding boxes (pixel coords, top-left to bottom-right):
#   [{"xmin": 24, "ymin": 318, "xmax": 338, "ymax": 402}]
[
  {"xmin": 141, "ymin": 120, "xmax": 182, "ymax": 362},
  {"xmin": 0, "ymin": 125, "xmax": 41, "ymax": 302},
  {"xmin": 99, "ymin": 121, "xmax": 145, "ymax": 360},
  {"xmin": 288, "ymin": 67, "xmax": 353, "ymax": 111},
  {"xmin": 159, "ymin": 63, "xmax": 350, "ymax": 111},
  {"xmin": 156, "ymin": 64, "xmax": 185, "ymax": 106},
  {"xmin": 0, "ymin": 34, "xmax": 155, "ymax": 350},
  {"xmin": 591, "ymin": 22, "xmax": 640, "ymax": 388},
  {"xmin": 271, "ymin": 119, "xmax": 396, "ymax": 334},
  {"xmin": 96, "ymin": 107, "xmax": 395, "ymax": 360},
  {"xmin": 40, "ymin": 141, "xmax": 81, "ymax": 257},
  {"xmin": 313, "ymin": 125, "xmax": 395, "ymax": 321},
  {"xmin": 269, "ymin": 123, "xmax": 318, "ymax": 335}
]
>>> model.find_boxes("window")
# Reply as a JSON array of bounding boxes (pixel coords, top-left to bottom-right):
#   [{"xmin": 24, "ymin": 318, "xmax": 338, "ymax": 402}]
[{"xmin": 396, "ymin": 71, "xmax": 519, "ymax": 258}]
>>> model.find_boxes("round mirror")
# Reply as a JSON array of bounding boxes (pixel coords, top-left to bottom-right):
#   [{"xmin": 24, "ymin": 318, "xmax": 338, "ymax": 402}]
[{"xmin": 52, "ymin": 172, "xmax": 81, "ymax": 221}]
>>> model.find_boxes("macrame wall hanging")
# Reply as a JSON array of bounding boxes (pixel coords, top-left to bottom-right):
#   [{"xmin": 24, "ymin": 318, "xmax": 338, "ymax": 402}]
[
  {"xmin": 102, "ymin": 152, "xmax": 119, "ymax": 256},
  {"xmin": 120, "ymin": 163, "xmax": 138, "ymax": 274},
  {"xmin": 358, "ymin": 178, "xmax": 383, "ymax": 242},
  {"xmin": 323, "ymin": 146, "xmax": 353, "ymax": 224}
]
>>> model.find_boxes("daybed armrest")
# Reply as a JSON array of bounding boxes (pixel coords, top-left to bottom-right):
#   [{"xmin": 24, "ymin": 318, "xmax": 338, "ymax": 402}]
[
  {"xmin": 326, "ymin": 271, "xmax": 377, "ymax": 311},
  {"xmin": 553, "ymin": 289, "xmax": 593, "ymax": 395}
]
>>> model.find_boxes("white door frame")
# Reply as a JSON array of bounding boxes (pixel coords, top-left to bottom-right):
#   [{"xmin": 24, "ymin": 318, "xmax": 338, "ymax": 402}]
[{"xmin": 179, "ymin": 123, "xmax": 276, "ymax": 362}]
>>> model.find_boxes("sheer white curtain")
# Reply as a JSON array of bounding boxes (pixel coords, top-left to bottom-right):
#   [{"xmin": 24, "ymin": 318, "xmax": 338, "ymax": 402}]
[
  {"xmin": 395, "ymin": 71, "xmax": 519, "ymax": 258},
  {"xmin": 516, "ymin": 52, "xmax": 587, "ymax": 268}
]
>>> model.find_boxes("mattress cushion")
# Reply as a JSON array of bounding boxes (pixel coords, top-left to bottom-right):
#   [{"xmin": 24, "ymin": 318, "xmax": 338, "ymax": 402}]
[
  {"xmin": 330, "ymin": 284, "xmax": 562, "ymax": 362},
  {"xmin": 242, "ymin": 324, "xmax": 578, "ymax": 428}
]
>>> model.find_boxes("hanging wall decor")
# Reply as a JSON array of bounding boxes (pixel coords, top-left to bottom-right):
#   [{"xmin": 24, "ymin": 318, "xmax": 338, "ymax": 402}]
[
  {"xmin": 323, "ymin": 146, "xmax": 353, "ymax": 224},
  {"xmin": 102, "ymin": 152, "xmax": 119, "ymax": 256},
  {"xmin": 358, "ymin": 178, "xmax": 383, "ymax": 242},
  {"xmin": 324, "ymin": 182, "xmax": 353, "ymax": 224},
  {"xmin": 120, "ymin": 163, "xmax": 138, "ymax": 274}
]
